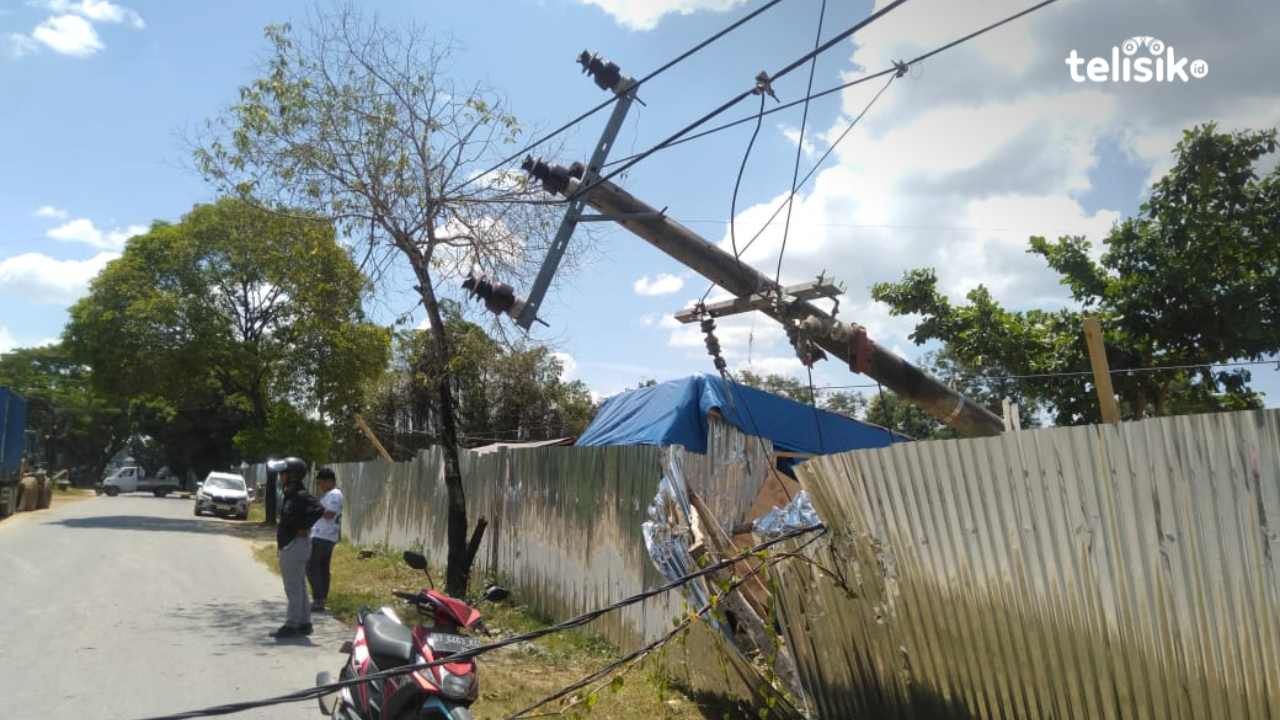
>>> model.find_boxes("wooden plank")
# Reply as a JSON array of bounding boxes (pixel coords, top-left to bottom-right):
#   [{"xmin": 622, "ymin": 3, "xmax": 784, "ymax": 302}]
[
  {"xmin": 1082, "ymin": 317, "xmax": 1121, "ymax": 424},
  {"xmin": 353, "ymin": 413, "xmax": 395, "ymax": 463}
]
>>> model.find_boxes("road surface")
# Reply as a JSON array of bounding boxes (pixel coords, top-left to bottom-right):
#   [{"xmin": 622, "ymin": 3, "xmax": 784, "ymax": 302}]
[{"xmin": 0, "ymin": 493, "xmax": 347, "ymax": 720}]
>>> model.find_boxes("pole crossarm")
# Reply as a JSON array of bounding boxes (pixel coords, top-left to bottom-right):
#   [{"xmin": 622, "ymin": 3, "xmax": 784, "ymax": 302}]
[{"xmin": 674, "ymin": 278, "xmax": 844, "ymax": 323}]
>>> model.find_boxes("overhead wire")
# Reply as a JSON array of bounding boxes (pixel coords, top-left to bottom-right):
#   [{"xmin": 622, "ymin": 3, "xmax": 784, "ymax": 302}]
[
  {"xmin": 563, "ymin": 0, "xmax": 915, "ymax": 201},
  {"xmin": 776, "ymin": 0, "xmax": 827, "ymax": 288},
  {"xmin": 602, "ymin": 0, "xmax": 1064, "ymax": 171},
  {"xmin": 729, "ymin": 92, "xmax": 769, "ymax": 275},
  {"xmin": 447, "ymin": 0, "xmax": 790, "ymax": 197},
  {"xmin": 811, "ymin": 358, "xmax": 1280, "ymax": 391},
  {"xmin": 698, "ymin": 71, "xmax": 897, "ymax": 304}
]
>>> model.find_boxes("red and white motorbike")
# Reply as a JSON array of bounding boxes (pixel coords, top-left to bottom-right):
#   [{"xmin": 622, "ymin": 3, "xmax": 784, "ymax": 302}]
[{"xmin": 316, "ymin": 551, "xmax": 508, "ymax": 720}]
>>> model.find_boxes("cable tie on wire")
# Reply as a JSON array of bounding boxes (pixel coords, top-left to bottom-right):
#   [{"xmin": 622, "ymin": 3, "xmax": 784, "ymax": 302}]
[{"xmin": 893, "ymin": 59, "xmax": 909, "ymax": 78}]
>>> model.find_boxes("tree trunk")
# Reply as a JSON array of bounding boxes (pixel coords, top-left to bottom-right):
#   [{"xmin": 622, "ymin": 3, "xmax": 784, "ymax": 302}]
[{"xmin": 415, "ymin": 266, "xmax": 472, "ymax": 598}]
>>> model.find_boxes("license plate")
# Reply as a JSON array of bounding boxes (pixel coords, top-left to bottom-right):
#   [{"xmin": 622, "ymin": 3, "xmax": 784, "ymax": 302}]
[{"xmin": 428, "ymin": 633, "xmax": 484, "ymax": 654}]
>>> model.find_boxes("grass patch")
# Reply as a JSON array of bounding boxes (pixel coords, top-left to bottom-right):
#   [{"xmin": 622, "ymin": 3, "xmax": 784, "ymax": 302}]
[{"xmin": 247, "ymin": 540, "xmax": 753, "ymax": 719}]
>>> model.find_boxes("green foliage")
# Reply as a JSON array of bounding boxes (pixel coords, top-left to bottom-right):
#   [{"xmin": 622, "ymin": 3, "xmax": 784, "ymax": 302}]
[
  {"xmin": 736, "ymin": 370, "xmax": 866, "ymax": 419},
  {"xmin": 359, "ymin": 304, "xmax": 595, "ymax": 457},
  {"xmin": 873, "ymin": 124, "xmax": 1277, "ymax": 424},
  {"xmin": 0, "ymin": 343, "xmax": 131, "ymax": 482},
  {"xmin": 64, "ymin": 198, "xmax": 389, "ymax": 473}
]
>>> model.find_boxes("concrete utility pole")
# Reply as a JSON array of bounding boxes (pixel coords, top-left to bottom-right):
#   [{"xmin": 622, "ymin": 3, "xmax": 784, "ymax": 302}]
[{"xmin": 530, "ymin": 172, "xmax": 1006, "ymax": 437}]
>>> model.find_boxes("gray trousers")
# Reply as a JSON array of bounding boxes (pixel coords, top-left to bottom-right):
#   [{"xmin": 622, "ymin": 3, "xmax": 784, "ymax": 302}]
[{"xmin": 279, "ymin": 536, "xmax": 312, "ymax": 626}]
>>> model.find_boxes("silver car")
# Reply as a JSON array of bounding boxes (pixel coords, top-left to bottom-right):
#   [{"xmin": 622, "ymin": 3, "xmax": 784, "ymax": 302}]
[{"xmin": 193, "ymin": 472, "xmax": 250, "ymax": 520}]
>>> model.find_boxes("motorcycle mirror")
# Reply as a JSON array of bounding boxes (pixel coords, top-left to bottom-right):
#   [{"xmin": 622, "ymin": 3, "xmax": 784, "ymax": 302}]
[
  {"xmin": 483, "ymin": 585, "xmax": 510, "ymax": 603},
  {"xmin": 403, "ymin": 551, "xmax": 428, "ymax": 570}
]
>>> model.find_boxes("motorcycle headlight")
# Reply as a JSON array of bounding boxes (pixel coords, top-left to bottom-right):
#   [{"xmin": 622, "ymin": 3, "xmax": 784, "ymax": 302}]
[{"xmin": 439, "ymin": 667, "xmax": 476, "ymax": 701}]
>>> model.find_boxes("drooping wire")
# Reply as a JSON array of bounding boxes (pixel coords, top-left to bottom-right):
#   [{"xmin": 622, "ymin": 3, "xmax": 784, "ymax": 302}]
[
  {"xmin": 447, "ymin": 0, "xmax": 790, "ymax": 197},
  {"xmin": 806, "ymin": 364, "xmax": 827, "ymax": 454},
  {"xmin": 505, "ymin": 529, "xmax": 826, "ymax": 719},
  {"xmin": 730, "ymin": 92, "xmax": 769, "ymax": 276},
  {"xmin": 602, "ymin": 0, "xmax": 1064, "ymax": 171},
  {"xmin": 699, "ymin": 72, "xmax": 898, "ymax": 305},
  {"xmin": 129, "ymin": 524, "xmax": 824, "ymax": 720},
  {"xmin": 776, "ymin": 0, "xmax": 827, "ymax": 289},
  {"xmin": 564, "ymin": 0, "xmax": 915, "ymax": 202}
]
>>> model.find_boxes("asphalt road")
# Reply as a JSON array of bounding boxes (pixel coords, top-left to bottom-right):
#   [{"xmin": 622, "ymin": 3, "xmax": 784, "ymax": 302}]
[{"xmin": 0, "ymin": 493, "xmax": 347, "ymax": 720}]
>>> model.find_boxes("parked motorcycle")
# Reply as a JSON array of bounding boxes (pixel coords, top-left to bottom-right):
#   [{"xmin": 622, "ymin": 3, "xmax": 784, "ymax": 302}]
[{"xmin": 316, "ymin": 551, "xmax": 509, "ymax": 720}]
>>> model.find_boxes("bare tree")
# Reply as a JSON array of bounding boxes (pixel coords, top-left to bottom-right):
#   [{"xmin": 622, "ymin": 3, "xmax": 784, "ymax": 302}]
[{"xmin": 193, "ymin": 4, "xmax": 567, "ymax": 594}]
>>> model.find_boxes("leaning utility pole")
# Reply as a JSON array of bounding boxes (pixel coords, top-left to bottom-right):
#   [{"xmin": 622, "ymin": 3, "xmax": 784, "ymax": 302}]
[
  {"xmin": 536, "ymin": 170, "xmax": 1005, "ymax": 437},
  {"xmin": 472, "ymin": 53, "xmax": 1005, "ymax": 438}
]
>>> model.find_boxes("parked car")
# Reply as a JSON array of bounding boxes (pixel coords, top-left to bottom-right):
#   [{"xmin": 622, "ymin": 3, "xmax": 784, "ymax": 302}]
[
  {"xmin": 101, "ymin": 465, "xmax": 181, "ymax": 497},
  {"xmin": 193, "ymin": 472, "xmax": 250, "ymax": 519}
]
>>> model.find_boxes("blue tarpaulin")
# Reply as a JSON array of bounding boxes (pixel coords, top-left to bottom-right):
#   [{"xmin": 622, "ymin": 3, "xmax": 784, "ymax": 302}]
[{"xmin": 576, "ymin": 374, "xmax": 907, "ymax": 455}]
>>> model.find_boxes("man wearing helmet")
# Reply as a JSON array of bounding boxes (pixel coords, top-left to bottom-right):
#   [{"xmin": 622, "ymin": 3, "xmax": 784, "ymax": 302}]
[{"xmin": 267, "ymin": 456, "xmax": 321, "ymax": 638}]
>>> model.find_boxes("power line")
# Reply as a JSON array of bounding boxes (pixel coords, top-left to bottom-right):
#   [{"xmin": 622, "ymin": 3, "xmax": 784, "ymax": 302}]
[
  {"xmin": 602, "ymin": 0, "xmax": 1064, "ymax": 170},
  {"xmin": 699, "ymin": 71, "xmax": 897, "ymax": 304},
  {"xmin": 130, "ymin": 523, "xmax": 825, "ymax": 720},
  {"xmin": 812, "ymin": 358, "xmax": 1280, "ymax": 391},
  {"xmin": 448, "ymin": 0, "xmax": 790, "ymax": 196},
  {"xmin": 566, "ymin": 0, "xmax": 915, "ymax": 201},
  {"xmin": 729, "ymin": 93, "xmax": 769, "ymax": 274},
  {"xmin": 776, "ymin": 0, "xmax": 827, "ymax": 289}
]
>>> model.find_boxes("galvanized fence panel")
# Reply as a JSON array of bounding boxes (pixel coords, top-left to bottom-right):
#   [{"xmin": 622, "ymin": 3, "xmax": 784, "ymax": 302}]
[{"xmin": 780, "ymin": 409, "xmax": 1280, "ymax": 719}]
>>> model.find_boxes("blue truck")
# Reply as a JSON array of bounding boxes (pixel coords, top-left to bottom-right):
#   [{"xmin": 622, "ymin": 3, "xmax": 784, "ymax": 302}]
[{"xmin": 0, "ymin": 387, "xmax": 29, "ymax": 517}]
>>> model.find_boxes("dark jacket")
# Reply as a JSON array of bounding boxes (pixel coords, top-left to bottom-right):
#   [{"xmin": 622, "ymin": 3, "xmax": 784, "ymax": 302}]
[{"xmin": 277, "ymin": 487, "xmax": 318, "ymax": 549}]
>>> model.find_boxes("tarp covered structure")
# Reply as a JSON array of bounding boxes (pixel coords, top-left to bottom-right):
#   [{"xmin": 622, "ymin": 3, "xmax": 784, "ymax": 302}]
[{"xmin": 576, "ymin": 374, "xmax": 907, "ymax": 455}]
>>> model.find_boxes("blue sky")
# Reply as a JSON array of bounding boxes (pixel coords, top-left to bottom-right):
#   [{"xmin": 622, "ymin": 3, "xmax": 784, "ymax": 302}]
[{"xmin": 2, "ymin": 0, "xmax": 1278, "ymax": 408}]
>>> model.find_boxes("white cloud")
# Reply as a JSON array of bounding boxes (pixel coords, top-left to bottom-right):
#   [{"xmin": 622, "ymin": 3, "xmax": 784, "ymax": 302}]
[
  {"xmin": 9, "ymin": 1, "xmax": 144, "ymax": 59},
  {"xmin": 46, "ymin": 0, "xmax": 145, "ymax": 29},
  {"xmin": 575, "ymin": 0, "xmax": 747, "ymax": 31},
  {"xmin": 35, "ymin": 205, "xmax": 69, "ymax": 220},
  {"xmin": 551, "ymin": 352, "xmax": 578, "ymax": 381},
  {"xmin": 31, "ymin": 14, "xmax": 102, "ymax": 57},
  {"xmin": 690, "ymin": 0, "xmax": 1280, "ymax": 371},
  {"xmin": 0, "ymin": 325, "xmax": 15, "ymax": 355},
  {"xmin": 46, "ymin": 218, "xmax": 146, "ymax": 250},
  {"xmin": 0, "ymin": 251, "xmax": 117, "ymax": 305},
  {"xmin": 633, "ymin": 273, "xmax": 685, "ymax": 296},
  {"xmin": 7, "ymin": 32, "xmax": 39, "ymax": 57},
  {"xmin": 779, "ymin": 124, "xmax": 817, "ymax": 156}
]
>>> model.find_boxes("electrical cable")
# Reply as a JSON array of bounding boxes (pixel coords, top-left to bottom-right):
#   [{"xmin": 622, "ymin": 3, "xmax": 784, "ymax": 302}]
[
  {"xmin": 602, "ymin": 0, "xmax": 1063, "ymax": 170},
  {"xmin": 564, "ymin": 0, "xmax": 914, "ymax": 201},
  {"xmin": 729, "ymin": 93, "xmax": 769, "ymax": 275},
  {"xmin": 129, "ymin": 523, "xmax": 824, "ymax": 720},
  {"xmin": 698, "ymin": 71, "xmax": 897, "ymax": 304},
  {"xmin": 811, "ymin": 358, "xmax": 1280, "ymax": 391},
  {"xmin": 448, "ymin": 0, "xmax": 790, "ymax": 196},
  {"xmin": 776, "ymin": 0, "xmax": 827, "ymax": 289},
  {"xmin": 506, "ymin": 528, "xmax": 826, "ymax": 719}
]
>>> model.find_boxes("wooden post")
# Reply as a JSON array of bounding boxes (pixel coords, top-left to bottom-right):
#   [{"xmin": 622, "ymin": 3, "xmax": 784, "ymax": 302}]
[
  {"xmin": 353, "ymin": 414, "xmax": 395, "ymax": 463},
  {"xmin": 1082, "ymin": 317, "xmax": 1121, "ymax": 424}
]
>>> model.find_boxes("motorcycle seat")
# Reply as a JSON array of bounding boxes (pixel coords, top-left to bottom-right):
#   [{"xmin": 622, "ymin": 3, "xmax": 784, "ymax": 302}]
[{"xmin": 364, "ymin": 613, "xmax": 415, "ymax": 666}]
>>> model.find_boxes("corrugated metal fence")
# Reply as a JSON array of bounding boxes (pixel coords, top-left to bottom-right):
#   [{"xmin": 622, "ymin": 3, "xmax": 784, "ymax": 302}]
[
  {"xmin": 286, "ymin": 417, "xmax": 768, "ymax": 651},
  {"xmin": 781, "ymin": 409, "xmax": 1280, "ymax": 719}
]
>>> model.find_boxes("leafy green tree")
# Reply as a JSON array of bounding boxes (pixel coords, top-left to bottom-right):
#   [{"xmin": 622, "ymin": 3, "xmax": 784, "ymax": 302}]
[
  {"xmin": 873, "ymin": 124, "xmax": 1277, "ymax": 425},
  {"xmin": 0, "ymin": 344, "xmax": 132, "ymax": 484},
  {"xmin": 65, "ymin": 198, "xmax": 389, "ymax": 477},
  {"xmin": 193, "ymin": 6, "xmax": 570, "ymax": 594},
  {"xmin": 360, "ymin": 306, "xmax": 594, "ymax": 458}
]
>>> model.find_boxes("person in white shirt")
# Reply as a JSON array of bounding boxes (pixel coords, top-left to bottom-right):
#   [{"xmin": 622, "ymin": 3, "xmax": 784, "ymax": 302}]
[{"xmin": 307, "ymin": 467, "xmax": 343, "ymax": 612}]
